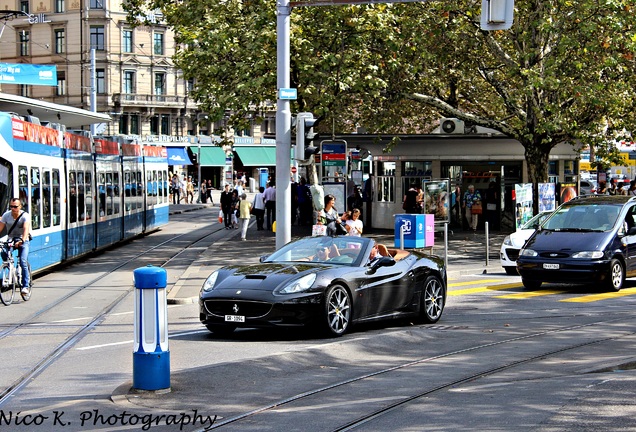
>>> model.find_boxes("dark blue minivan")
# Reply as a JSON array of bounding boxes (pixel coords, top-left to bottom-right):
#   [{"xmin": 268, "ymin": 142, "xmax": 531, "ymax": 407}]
[{"xmin": 517, "ymin": 195, "xmax": 636, "ymax": 291}]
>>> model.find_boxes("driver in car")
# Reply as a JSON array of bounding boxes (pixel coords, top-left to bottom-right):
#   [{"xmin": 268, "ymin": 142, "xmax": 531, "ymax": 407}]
[{"xmin": 312, "ymin": 246, "xmax": 331, "ymax": 262}]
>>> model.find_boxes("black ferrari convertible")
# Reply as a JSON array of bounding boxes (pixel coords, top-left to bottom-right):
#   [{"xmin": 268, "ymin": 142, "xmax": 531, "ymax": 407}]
[{"xmin": 199, "ymin": 236, "xmax": 446, "ymax": 336}]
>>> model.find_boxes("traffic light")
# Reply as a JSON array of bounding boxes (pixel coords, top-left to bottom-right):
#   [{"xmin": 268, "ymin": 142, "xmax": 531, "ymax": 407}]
[{"xmin": 296, "ymin": 112, "xmax": 320, "ymax": 159}]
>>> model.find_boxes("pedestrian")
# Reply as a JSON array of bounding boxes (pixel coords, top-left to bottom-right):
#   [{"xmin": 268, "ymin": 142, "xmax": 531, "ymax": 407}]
[
  {"xmin": 402, "ymin": 183, "xmax": 420, "ymax": 214},
  {"xmin": 252, "ymin": 186, "xmax": 266, "ymax": 230},
  {"xmin": 220, "ymin": 184, "xmax": 234, "ymax": 229},
  {"xmin": 462, "ymin": 184, "xmax": 482, "ymax": 233},
  {"xmin": 608, "ymin": 178, "xmax": 618, "ymax": 196},
  {"xmin": 597, "ymin": 180, "xmax": 608, "ymax": 195},
  {"xmin": 628, "ymin": 180, "xmax": 636, "ymax": 196},
  {"xmin": 238, "ymin": 193, "xmax": 252, "ymax": 241},
  {"xmin": 231, "ymin": 189, "xmax": 240, "ymax": 229},
  {"xmin": 263, "ymin": 181, "xmax": 276, "ymax": 230},
  {"xmin": 186, "ymin": 176, "xmax": 195, "ymax": 203},
  {"xmin": 297, "ymin": 177, "xmax": 312, "ymax": 226},
  {"xmin": 344, "ymin": 208, "xmax": 363, "ymax": 236},
  {"xmin": 179, "ymin": 174, "xmax": 187, "ymax": 202},
  {"xmin": 200, "ymin": 179, "xmax": 207, "ymax": 203},
  {"xmin": 171, "ymin": 173, "xmax": 180, "ymax": 205},
  {"xmin": 235, "ymin": 180, "xmax": 244, "ymax": 198},
  {"xmin": 318, "ymin": 194, "xmax": 342, "ymax": 236},
  {"xmin": 206, "ymin": 179, "xmax": 214, "ymax": 204},
  {"xmin": 0, "ymin": 198, "xmax": 31, "ymax": 294}
]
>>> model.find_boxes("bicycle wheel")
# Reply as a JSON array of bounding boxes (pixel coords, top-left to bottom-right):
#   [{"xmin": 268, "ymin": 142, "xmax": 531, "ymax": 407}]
[
  {"xmin": 19, "ymin": 263, "xmax": 32, "ymax": 301},
  {"xmin": 0, "ymin": 265, "xmax": 15, "ymax": 306}
]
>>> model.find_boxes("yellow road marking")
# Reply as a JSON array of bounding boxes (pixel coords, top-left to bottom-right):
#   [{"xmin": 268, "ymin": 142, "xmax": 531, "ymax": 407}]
[
  {"xmin": 496, "ymin": 289, "xmax": 568, "ymax": 299},
  {"xmin": 448, "ymin": 282, "xmax": 523, "ymax": 296},
  {"xmin": 448, "ymin": 279, "xmax": 502, "ymax": 287},
  {"xmin": 560, "ymin": 287, "xmax": 636, "ymax": 303}
]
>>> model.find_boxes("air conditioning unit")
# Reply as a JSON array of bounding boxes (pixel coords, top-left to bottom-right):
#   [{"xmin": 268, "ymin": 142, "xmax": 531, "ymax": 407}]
[{"xmin": 440, "ymin": 118, "xmax": 465, "ymax": 134}]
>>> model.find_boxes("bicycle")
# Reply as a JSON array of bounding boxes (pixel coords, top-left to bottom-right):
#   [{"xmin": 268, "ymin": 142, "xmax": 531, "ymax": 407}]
[{"xmin": 0, "ymin": 237, "xmax": 32, "ymax": 305}]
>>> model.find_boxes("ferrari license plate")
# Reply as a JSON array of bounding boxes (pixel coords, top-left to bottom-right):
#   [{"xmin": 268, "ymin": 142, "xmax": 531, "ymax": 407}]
[
  {"xmin": 225, "ymin": 315, "xmax": 245, "ymax": 323},
  {"xmin": 543, "ymin": 263, "xmax": 560, "ymax": 270}
]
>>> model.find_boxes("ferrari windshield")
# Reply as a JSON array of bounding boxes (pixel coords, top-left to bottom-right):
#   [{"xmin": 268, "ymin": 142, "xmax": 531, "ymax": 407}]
[
  {"xmin": 543, "ymin": 203, "xmax": 620, "ymax": 232},
  {"xmin": 265, "ymin": 236, "xmax": 369, "ymax": 265}
]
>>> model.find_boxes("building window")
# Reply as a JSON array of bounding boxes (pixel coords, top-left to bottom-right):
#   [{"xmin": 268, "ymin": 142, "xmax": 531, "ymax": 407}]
[
  {"xmin": 96, "ymin": 69, "xmax": 105, "ymax": 94},
  {"xmin": 54, "ymin": 29, "xmax": 65, "ymax": 54},
  {"xmin": 90, "ymin": 26, "xmax": 105, "ymax": 51},
  {"xmin": 119, "ymin": 114, "xmax": 128, "ymax": 134},
  {"xmin": 90, "ymin": 0, "xmax": 103, "ymax": 9},
  {"xmin": 161, "ymin": 114, "xmax": 170, "ymax": 135},
  {"xmin": 19, "ymin": 85, "xmax": 30, "ymax": 97},
  {"xmin": 19, "ymin": 30, "xmax": 30, "ymax": 56},
  {"xmin": 153, "ymin": 32, "xmax": 164, "ymax": 55},
  {"xmin": 150, "ymin": 116, "xmax": 159, "ymax": 135},
  {"xmin": 186, "ymin": 78, "xmax": 194, "ymax": 94},
  {"xmin": 20, "ymin": 0, "xmax": 29, "ymax": 13},
  {"xmin": 55, "ymin": 0, "xmax": 64, "ymax": 13},
  {"xmin": 122, "ymin": 29, "xmax": 133, "ymax": 53},
  {"xmin": 123, "ymin": 70, "xmax": 135, "ymax": 95},
  {"xmin": 154, "ymin": 72, "xmax": 165, "ymax": 100},
  {"xmin": 56, "ymin": 72, "xmax": 66, "ymax": 96},
  {"xmin": 130, "ymin": 114, "xmax": 139, "ymax": 135}
]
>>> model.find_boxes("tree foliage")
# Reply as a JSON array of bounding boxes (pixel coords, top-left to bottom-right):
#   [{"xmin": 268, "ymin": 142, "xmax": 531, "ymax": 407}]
[{"xmin": 124, "ymin": 0, "xmax": 636, "ymax": 183}]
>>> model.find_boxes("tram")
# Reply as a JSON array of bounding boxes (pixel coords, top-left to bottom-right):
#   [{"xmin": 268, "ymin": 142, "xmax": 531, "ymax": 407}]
[{"xmin": 0, "ymin": 93, "xmax": 169, "ymax": 275}]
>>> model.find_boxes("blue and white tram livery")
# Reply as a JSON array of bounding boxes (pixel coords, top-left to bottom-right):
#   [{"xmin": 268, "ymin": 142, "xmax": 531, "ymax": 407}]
[{"xmin": 0, "ymin": 107, "xmax": 169, "ymax": 276}]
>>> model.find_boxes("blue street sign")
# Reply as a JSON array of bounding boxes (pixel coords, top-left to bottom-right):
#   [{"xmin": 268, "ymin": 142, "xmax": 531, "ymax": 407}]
[{"xmin": 279, "ymin": 88, "xmax": 297, "ymax": 100}]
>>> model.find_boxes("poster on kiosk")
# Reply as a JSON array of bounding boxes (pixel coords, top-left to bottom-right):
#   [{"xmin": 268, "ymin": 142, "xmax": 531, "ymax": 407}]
[{"xmin": 394, "ymin": 214, "xmax": 434, "ymax": 249}]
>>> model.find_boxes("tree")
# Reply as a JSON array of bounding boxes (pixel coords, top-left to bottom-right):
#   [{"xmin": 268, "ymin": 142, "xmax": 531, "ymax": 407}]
[{"xmin": 125, "ymin": 0, "xmax": 636, "ymax": 185}]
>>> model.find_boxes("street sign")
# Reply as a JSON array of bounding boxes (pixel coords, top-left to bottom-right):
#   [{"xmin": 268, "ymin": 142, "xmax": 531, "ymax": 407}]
[
  {"xmin": 291, "ymin": 166, "xmax": 297, "ymax": 173},
  {"xmin": 278, "ymin": 88, "xmax": 297, "ymax": 100}
]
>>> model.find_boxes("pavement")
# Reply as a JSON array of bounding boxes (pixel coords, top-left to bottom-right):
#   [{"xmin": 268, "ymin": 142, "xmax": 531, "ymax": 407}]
[{"xmin": 165, "ymin": 201, "xmax": 508, "ymax": 305}]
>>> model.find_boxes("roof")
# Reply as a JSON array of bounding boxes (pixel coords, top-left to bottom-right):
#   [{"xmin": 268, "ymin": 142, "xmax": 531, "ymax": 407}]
[{"xmin": 0, "ymin": 92, "xmax": 111, "ymax": 128}]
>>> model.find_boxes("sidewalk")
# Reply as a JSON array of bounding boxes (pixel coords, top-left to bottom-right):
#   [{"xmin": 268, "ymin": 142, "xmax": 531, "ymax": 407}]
[{"xmin": 166, "ymin": 203, "xmax": 508, "ymax": 304}]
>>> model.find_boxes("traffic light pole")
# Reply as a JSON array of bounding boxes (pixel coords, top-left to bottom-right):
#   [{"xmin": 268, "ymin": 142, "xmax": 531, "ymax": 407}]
[{"xmin": 275, "ymin": 0, "xmax": 292, "ymax": 249}]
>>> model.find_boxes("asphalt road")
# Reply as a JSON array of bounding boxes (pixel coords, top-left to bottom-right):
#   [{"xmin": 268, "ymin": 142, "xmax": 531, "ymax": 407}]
[{"xmin": 0, "ymin": 206, "xmax": 635, "ymax": 431}]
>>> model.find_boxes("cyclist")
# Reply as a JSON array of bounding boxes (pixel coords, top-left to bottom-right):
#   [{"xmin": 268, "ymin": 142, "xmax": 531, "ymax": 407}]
[{"xmin": 0, "ymin": 198, "xmax": 31, "ymax": 294}]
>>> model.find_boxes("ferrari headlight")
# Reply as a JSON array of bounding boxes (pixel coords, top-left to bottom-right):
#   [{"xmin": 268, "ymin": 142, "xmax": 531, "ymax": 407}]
[
  {"xmin": 278, "ymin": 274, "xmax": 317, "ymax": 294},
  {"xmin": 202, "ymin": 271, "xmax": 219, "ymax": 292},
  {"xmin": 572, "ymin": 251, "xmax": 604, "ymax": 259},
  {"xmin": 520, "ymin": 248, "xmax": 538, "ymax": 257},
  {"xmin": 503, "ymin": 235, "xmax": 512, "ymax": 246}
]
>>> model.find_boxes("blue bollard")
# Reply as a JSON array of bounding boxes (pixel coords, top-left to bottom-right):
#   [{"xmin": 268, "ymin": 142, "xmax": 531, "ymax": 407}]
[{"xmin": 132, "ymin": 265, "xmax": 170, "ymax": 391}]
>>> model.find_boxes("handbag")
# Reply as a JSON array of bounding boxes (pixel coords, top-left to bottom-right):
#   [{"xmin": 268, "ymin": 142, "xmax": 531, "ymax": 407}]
[
  {"xmin": 312, "ymin": 224, "xmax": 327, "ymax": 236},
  {"xmin": 336, "ymin": 222, "xmax": 348, "ymax": 235},
  {"xmin": 471, "ymin": 202, "xmax": 483, "ymax": 215}
]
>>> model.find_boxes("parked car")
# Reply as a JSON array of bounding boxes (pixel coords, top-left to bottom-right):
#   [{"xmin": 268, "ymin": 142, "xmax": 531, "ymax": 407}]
[
  {"xmin": 500, "ymin": 211, "xmax": 553, "ymax": 275},
  {"xmin": 579, "ymin": 180, "xmax": 597, "ymax": 195},
  {"xmin": 199, "ymin": 235, "xmax": 447, "ymax": 337},
  {"xmin": 517, "ymin": 195, "xmax": 636, "ymax": 291}
]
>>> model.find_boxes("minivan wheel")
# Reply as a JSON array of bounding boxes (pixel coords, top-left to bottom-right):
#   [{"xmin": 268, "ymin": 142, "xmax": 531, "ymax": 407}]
[
  {"xmin": 606, "ymin": 259, "xmax": 624, "ymax": 292},
  {"xmin": 521, "ymin": 278, "xmax": 542, "ymax": 290}
]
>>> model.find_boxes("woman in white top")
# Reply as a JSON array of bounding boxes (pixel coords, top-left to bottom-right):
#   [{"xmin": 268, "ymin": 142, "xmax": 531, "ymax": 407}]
[{"xmin": 344, "ymin": 208, "xmax": 363, "ymax": 236}]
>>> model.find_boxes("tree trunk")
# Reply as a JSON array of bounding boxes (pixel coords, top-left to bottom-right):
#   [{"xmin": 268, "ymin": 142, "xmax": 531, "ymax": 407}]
[{"xmin": 523, "ymin": 140, "xmax": 552, "ymax": 214}]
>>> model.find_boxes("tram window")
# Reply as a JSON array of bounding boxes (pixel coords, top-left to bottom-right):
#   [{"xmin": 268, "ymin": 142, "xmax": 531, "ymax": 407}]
[
  {"xmin": 42, "ymin": 170, "xmax": 51, "ymax": 228},
  {"xmin": 52, "ymin": 169, "xmax": 60, "ymax": 226},
  {"xmin": 69, "ymin": 170, "xmax": 77, "ymax": 223},
  {"xmin": 0, "ymin": 159, "xmax": 12, "ymax": 213},
  {"xmin": 98, "ymin": 172, "xmax": 106, "ymax": 217},
  {"xmin": 18, "ymin": 165, "xmax": 28, "ymax": 208},
  {"xmin": 157, "ymin": 171, "xmax": 163, "ymax": 203},
  {"xmin": 163, "ymin": 170, "xmax": 168, "ymax": 198},
  {"xmin": 146, "ymin": 170, "xmax": 154, "ymax": 206},
  {"xmin": 85, "ymin": 171, "xmax": 92, "ymax": 220},
  {"xmin": 135, "ymin": 170, "xmax": 141, "ymax": 209},
  {"xmin": 113, "ymin": 172, "xmax": 120, "ymax": 215},
  {"xmin": 31, "ymin": 167, "xmax": 41, "ymax": 230}
]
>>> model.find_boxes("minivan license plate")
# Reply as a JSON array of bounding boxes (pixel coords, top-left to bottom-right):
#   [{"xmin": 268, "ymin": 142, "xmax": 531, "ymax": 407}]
[
  {"xmin": 543, "ymin": 263, "xmax": 560, "ymax": 270},
  {"xmin": 225, "ymin": 315, "xmax": 245, "ymax": 322}
]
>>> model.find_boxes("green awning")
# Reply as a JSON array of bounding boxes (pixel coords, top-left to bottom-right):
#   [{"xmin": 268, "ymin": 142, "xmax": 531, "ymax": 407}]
[
  {"xmin": 235, "ymin": 146, "xmax": 277, "ymax": 166},
  {"xmin": 199, "ymin": 146, "xmax": 227, "ymax": 166}
]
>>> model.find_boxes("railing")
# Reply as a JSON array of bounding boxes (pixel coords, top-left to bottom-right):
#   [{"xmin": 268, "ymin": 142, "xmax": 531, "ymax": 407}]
[{"xmin": 112, "ymin": 94, "xmax": 197, "ymax": 108}]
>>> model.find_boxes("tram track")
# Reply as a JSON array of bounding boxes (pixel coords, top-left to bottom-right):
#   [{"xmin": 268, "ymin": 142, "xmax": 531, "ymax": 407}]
[
  {"xmin": 196, "ymin": 313, "xmax": 636, "ymax": 431},
  {"xmin": 0, "ymin": 215, "xmax": 226, "ymax": 407}
]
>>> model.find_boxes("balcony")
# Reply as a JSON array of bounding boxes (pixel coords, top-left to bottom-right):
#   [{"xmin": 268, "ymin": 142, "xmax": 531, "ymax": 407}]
[{"xmin": 112, "ymin": 93, "xmax": 197, "ymax": 109}]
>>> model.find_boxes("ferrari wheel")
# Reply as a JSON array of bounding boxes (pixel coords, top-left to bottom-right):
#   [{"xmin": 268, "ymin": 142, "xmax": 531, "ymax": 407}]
[
  {"xmin": 205, "ymin": 324, "xmax": 236, "ymax": 336},
  {"xmin": 420, "ymin": 275, "xmax": 445, "ymax": 324},
  {"xmin": 324, "ymin": 285, "xmax": 351, "ymax": 336}
]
